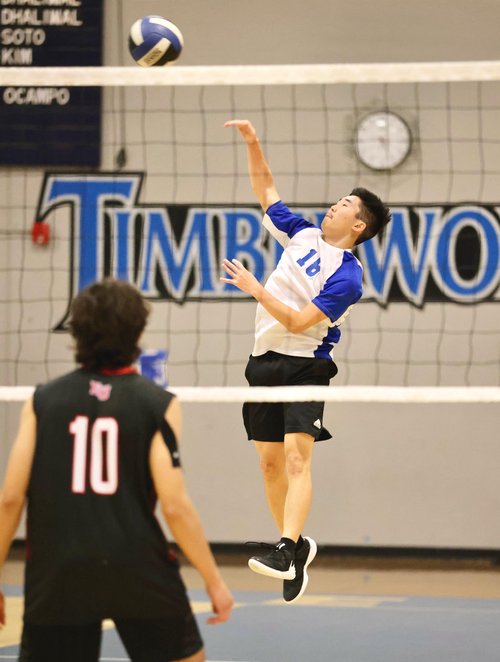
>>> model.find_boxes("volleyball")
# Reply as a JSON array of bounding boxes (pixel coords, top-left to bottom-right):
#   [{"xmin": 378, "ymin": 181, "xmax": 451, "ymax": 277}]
[{"xmin": 128, "ymin": 15, "xmax": 184, "ymax": 67}]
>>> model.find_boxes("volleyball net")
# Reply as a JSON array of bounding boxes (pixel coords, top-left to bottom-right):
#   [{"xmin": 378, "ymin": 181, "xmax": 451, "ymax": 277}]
[{"xmin": 0, "ymin": 62, "xmax": 499, "ymax": 405}]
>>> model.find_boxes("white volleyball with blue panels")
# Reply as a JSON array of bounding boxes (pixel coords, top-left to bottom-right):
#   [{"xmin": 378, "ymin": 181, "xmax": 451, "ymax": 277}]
[{"xmin": 129, "ymin": 15, "xmax": 184, "ymax": 67}]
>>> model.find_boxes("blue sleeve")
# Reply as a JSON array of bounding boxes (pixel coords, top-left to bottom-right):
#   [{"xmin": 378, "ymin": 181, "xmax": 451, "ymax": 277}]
[
  {"xmin": 266, "ymin": 200, "xmax": 314, "ymax": 238},
  {"xmin": 312, "ymin": 258, "xmax": 363, "ymax": 324}
]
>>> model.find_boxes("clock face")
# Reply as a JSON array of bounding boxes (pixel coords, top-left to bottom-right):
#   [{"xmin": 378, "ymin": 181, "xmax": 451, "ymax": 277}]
[{"xmin": 355, "ymin": 111, "xmax": 411, "ymax": 170}]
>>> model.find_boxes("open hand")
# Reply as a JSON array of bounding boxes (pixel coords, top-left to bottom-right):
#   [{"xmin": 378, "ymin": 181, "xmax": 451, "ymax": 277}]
[
  {"xmin": 221, "ymin": 259, "xmax": 262, "ymax": 299},
  {"xmin": 224, "ymin": 119, "xmax": 258, "ymax": 144}
]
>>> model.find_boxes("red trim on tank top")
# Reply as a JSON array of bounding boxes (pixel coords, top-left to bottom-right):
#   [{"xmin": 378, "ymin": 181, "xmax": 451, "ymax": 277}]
[{"xmin": 99, "ymin": 366, "xmax": 137, "ymax": 375}]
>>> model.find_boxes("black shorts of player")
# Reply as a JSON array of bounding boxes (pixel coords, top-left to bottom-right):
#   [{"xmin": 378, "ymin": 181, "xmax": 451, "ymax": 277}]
[
  {"xmin": 243, "ymin": 350, "xmax": 338, "ymax": 442},
  {"xmin": 19, "ymin": 610, "xmax": 203, "ymax": 662}
]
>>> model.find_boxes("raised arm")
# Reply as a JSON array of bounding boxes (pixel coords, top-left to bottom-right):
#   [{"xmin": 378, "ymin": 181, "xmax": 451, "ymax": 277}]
[
  {"xmin": 149, "ymin": 397, "xmax": 233, "ymax": 624},
  {"xmin": 224, "ymin": 119, "xmax": 280, "ymax": 212}
]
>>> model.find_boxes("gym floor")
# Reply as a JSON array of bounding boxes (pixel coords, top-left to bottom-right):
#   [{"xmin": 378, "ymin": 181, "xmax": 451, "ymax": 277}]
[{"xmin": 2, "ymin": 550, "xmax": 500, "ymax": 661}]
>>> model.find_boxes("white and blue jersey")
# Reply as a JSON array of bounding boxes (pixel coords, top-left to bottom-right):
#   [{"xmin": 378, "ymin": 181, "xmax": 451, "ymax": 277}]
[{"xmin": 252, "ymin": 200, "xmax": 363, "ymax": 360}]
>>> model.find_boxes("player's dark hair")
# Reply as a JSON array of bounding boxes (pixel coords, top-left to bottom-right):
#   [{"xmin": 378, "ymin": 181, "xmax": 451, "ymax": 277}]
[
  {"xmin": 350, "ymin": 187, "xmax": 391, "ymax": 245},
  {"xmin": 69, "ymin": 279, "xmax": 150, "ymax": 371}
]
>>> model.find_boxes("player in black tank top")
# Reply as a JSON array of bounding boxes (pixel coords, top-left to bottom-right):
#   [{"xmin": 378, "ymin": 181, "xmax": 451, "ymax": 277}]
[
  {"xmin": 27, "ymin": 369, "xmax": 179, "ymax": 624},
  {"xmin": 0, "ymin": 279, "xmax": 233, "ymax": 662}
]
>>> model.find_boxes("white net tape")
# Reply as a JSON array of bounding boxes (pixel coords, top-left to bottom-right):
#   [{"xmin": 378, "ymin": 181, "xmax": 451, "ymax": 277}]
[
  {"xmin": 2, "ymin": 385, "xmax": 500, "ymax": 404},
  {"xmin": 1, "ymin": 61, "xmax": 500, "ymax": 86}
]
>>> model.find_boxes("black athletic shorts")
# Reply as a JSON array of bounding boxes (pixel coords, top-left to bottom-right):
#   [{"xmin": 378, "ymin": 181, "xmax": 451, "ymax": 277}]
[
  {"xmin": 19, "ymin": 611, "xmax": 203, "ymax": 662},
  {"xmin": 242, "ymin": 351, "xmax": 337, "ymax": 442}
]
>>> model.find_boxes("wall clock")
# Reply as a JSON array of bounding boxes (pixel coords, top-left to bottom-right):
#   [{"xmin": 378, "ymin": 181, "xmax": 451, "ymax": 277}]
[{"xmin": 355, "ymin": 111, "xmax": 412, "ymax": 170}]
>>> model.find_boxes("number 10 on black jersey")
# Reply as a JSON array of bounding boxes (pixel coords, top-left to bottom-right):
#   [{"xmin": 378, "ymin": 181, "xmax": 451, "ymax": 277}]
[{"xmin": 69, "ymin": 415, "xmax": 119, "ymax": 495}]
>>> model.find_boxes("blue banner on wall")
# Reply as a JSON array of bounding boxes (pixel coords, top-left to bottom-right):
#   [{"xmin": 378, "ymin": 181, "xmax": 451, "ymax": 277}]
[{"xmin": 34, "ymin": 173, "xmax": 500, "ymax": 323}]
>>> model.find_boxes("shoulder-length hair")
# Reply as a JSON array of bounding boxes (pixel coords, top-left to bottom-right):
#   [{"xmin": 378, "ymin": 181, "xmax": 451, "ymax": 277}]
[{"xmin": 69, "ymin": 279, "xmax": 150, "ymax": 371}]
